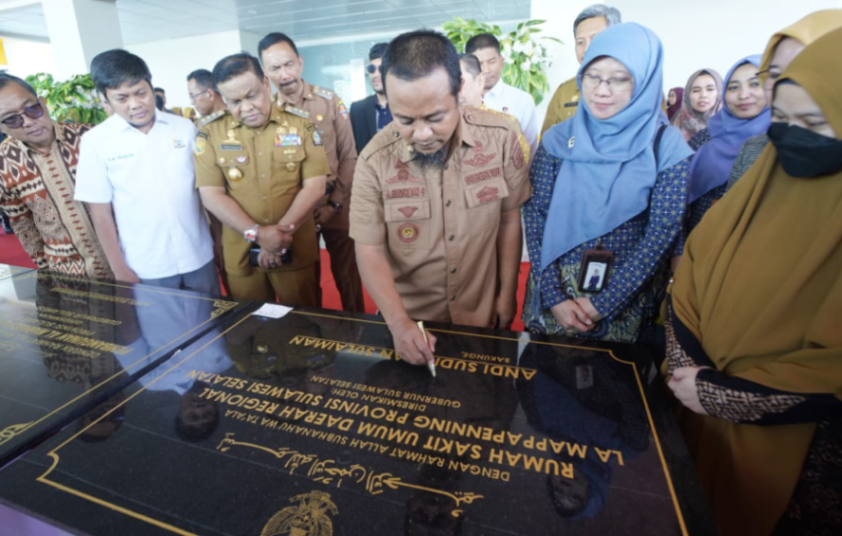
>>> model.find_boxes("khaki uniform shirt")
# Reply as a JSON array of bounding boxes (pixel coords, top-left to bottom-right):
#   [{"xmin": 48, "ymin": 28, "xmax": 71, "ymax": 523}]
[
  {"xmin": 194, "ymin": 103, "xmax": 330, "ymax": 276},
  {"xmin": 480, "ymin": 102, "xmax": 531, "ymax": 166},
  {"xmin": 350, "ymin": 107, "xmax": 531, "ymax": 327},
  {"xmin": 275, "ymin": 80, "xmax": 357, "ymax": 206},
  {"xmin": 541, "ymin": 76, "xmax": 580, "ymax": 135}
]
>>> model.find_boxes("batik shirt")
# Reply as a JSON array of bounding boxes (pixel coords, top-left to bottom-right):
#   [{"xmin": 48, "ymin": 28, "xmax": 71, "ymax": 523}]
[
  {"xmin": 523, "ymin": 145, "xmax": 690, "ymax": 342},
  {"xmin": 0, "ymin": 123, "xmax": 111, "ymax": 279}
]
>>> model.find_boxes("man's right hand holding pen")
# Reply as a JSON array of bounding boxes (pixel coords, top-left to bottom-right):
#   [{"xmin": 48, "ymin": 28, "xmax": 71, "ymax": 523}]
[{"xmin": 387, "ymin": 315, "xmax": 437, "ymax": 370}]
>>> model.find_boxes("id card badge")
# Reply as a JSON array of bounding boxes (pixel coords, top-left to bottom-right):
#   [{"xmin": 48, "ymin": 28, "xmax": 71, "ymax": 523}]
[{"xmin": 577, "ymin": 248, "xmax": 614, "ymax": 293}]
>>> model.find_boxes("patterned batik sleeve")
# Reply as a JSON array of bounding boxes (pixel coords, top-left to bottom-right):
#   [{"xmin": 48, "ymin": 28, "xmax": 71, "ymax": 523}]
[
  {"xmin": 0, "ymin": 190, "xmax": 46, "ymax": 269},
  {"xmin": 666, "ymin": 296, "xmax": 842, "ymax": 425},
  {"xmin": 522, "ymin": 145, "xmax": 566, "ymax": 308},
  {"xmin": 590, "ymin": 158, "xmax": 691, "ymax": 319},
  {"xmin": 687, "ymin": 129, "xmax": 710, "ymax": 151},
  {"xmin": 695, "ymin": 369, "xmax": 842, "ymax": 425}
]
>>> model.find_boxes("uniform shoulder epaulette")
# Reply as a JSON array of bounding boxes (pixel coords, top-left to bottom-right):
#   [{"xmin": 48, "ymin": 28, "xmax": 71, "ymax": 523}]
[
  {"xmin": 198, "ymin": 109, "xmax": 226, "ymax": 127},
  {"xmin": 284, "ymin": 104, "xmax": 310, "ymax": 119},
  {"xmin": 312, "ymin": 86, "xmax": 335, "ymax": 100},
  {"xmin": 360, "ymin": 127, "xmax": 402, "ymax": 161},
  {"xmin": 465, "ymin": 107, "xmax": 512, "ymax": 130}
]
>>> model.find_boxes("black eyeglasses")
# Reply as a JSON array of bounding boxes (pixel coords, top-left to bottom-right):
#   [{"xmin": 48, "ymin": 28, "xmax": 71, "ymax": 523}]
[
  {"xmin": 1, "ymin": 102, "xmax": 45, "ymax": 129},
  {"xmin": 366, "ymin": 64, "xmax": 380, "ymax": 75}
]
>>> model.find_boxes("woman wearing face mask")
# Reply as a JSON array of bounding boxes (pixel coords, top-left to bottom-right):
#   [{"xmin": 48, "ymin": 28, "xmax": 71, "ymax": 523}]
[
  {"xmin": 725, "ymin": 9, "xmax": 842, "ymax": 191},
  {"xmin": 671, "ymin": 69, "xmax": 723, "ymax": 143},
  {"xmin": 664, "ymin": 27, "xmax": 842, "ymax": 536},
  {"xmin": 522, "ymin": 23, "xmax": 693, "ymax": 343},
  {"xmin": 684, "ymin": 56, "xmax": 770, "ymax": 233}
]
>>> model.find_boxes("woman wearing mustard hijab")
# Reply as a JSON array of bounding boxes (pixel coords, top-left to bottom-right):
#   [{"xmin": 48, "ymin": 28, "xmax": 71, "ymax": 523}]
[
  {"xmin": 664, "ymin": 27, "xmax": 842, "ymax": 536},
  {"xmin": 726, "ymin": 8, "xmax": 842, "ymax": 190}
]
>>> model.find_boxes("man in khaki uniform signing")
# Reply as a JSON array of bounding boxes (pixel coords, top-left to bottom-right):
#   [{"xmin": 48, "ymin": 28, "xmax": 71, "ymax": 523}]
[
  {"xmin": 257, "ymin": 32, "xmax": 364, "ymax": 313},
  {"xmin": 541, "ymin": 4, "xmax": 621, "ymax": 134},
  {"xmin": 351, "ymin": 30, "xmax": 530, "ymax": 367},
  {"xmin": 195, "ymin": 53, "xmax": 329, "ymax": 305}
]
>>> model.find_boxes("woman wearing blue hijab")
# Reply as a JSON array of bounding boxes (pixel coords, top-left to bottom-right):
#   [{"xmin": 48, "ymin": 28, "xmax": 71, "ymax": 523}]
[
  {"xmin": 685, "ymin": 55, "xmax": 771, "ymax": 232},
  {"xmin": 522, "ymin": 23, "xmax": 693, "ymax": 343}
]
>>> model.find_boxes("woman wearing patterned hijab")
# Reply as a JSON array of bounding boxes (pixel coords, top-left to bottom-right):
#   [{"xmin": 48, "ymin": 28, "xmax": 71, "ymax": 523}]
[
  {"xmin": 522, "ymin": 22, "xmax": 692, "ymax": 343},
  {"xmin": 665, "ymin": 27, "xmax": 842, "ymax": 536},
  {"xmin": 670, "ymin": 68, "xmax": 723, "ymax": 143}
]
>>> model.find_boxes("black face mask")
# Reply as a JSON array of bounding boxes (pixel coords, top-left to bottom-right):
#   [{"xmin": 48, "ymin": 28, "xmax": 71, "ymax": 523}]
[{"xmin": 768, "ymin": 122, "xmax": 842, "ymax": 178}]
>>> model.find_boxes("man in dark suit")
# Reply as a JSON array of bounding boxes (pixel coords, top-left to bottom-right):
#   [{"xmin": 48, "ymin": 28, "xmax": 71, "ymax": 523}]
[{"xmin": 349, "ymin": 42, "xmax": 390, "ymax": 155}]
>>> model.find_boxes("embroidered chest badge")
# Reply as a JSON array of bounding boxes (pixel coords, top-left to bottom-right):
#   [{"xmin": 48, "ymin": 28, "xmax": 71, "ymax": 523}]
[
  {"xmin": 386, "ymin": 168, "xmax": 421, "ymax": 184},
  {"xmin": 476, "ymin": 185, "xmax": 500, "ymax": 204},
  {"xmin": 397, "ymin": 223, "xmax": 419, "ymax": 243},
  {"xmin": 397, "ymin": 206, "xmax": 418, "ymax": 218}
]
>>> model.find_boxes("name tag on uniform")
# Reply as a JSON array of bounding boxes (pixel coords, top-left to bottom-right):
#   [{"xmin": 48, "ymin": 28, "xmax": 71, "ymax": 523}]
[{"xmin": 220, "ymin": 143, "xmax": 242, "ymax": 151}]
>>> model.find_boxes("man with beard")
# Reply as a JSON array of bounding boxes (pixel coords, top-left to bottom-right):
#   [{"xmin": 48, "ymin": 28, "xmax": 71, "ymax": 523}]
[
  {"xmin": 350, "ymin": 42, "xmax": 392, "ymax": 154},
  {"xmin": 350, "ymin": 30, "xmax": 530, "ymax": 367}
]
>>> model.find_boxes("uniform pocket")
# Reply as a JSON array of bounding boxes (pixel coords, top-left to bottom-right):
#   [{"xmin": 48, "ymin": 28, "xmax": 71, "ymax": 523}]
[
  {"xmin": 463, "ymin": 178, "xmax": 510, "ymax": 233},
  {"xmin": 269, "ymin": 148, "xmax": 306, "ymax": 197},
  {"xmin": 384, "ymin": 198, "xmax": 432, "ymax": 249}
]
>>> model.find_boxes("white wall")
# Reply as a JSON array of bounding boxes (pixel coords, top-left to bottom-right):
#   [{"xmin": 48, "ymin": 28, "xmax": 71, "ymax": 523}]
[
  {"xmin": 531, "ymin": 0, "xmax": 842, "ymax": 122},
  {"xmin": 2, "ymin": 38, "xmax": 57, "ymax": 79},
  {"xmin": 7, "ymin": 0, "xmax": 842, "ymax": 118},
  {"xmin": 126, "ymin": 30, "xmax": 244, "ymax": 110},
  {"xmin": 239, "ymin": 31, "xmax": 264, "ymax": 58}
]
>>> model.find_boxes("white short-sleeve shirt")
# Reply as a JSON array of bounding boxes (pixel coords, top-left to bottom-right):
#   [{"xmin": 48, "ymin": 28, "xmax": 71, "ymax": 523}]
[
  {"xmin": 74, "ymin": 110, "xmax": 213, "ymax": 279},
  {"xmin": 483, "ymin": 79, "xmax": 539, "ymax": 158}
]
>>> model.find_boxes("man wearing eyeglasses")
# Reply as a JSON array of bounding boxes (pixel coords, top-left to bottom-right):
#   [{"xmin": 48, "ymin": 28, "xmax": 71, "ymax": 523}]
[
  {"xmin": 258, "ymin": 32, "xmax": 364, "ymax": 313},
  {"xmin": 187, "ymin": 69, "xmax": 226, "ymax": 123},
  {"xmin": 0, "ymin": 74, "xmax": 113, "ymax": 279},
  {"xmin": 350, "ymin": 43, "xmax": 391, "ymax": 155},
  {"xmin": 187, "ymin": 68, "xmax": 229, "ymax": 294},
  {"xmin": 541, "ymin": 4, "xmax": 622, "ymax": 134}
]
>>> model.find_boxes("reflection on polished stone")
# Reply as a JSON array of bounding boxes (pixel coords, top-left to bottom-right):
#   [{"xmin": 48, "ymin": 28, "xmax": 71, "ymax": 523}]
[
  {"xmin": 0, "ymin": 271, "xmax": 239, "ymax": 467},
  {"xmin": 0, "ymin": 310, "xmax": 716, "ymax": 535},
  {"xmin": 0, "ymin": 263, "xmax": 34, "ymax": 281}
]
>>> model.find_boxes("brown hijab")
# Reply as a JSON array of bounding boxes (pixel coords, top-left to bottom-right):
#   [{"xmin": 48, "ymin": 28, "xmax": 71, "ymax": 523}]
[
  {"xmin": 671, "ymin": 27, "xmax": 842, "ymax": 536},
  {"xmin": 670, "ymin": 68, "xmax": 723, "ymax": 141},
  {"xmin": 758, "ymin": 8, "xmax": 842, "ymax": 84}
]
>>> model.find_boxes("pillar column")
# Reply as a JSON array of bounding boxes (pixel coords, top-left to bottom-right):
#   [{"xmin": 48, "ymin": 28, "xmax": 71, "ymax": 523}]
[{"xmin": 42, "ymin": 0, "xmax": 123, "ymax": 80}]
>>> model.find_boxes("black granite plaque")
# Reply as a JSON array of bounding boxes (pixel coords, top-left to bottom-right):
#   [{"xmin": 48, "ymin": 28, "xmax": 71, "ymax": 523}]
[
  {"xmin": 0, "ymin": 262, "xmax": 34, "ymax": 281},
  {"xmin": 0, "ymin": 309, "xmax": 716, "ymax": 535},
  {"xmin": 0, "ymin": 272, "xmax": 239, "ymax": 467}
]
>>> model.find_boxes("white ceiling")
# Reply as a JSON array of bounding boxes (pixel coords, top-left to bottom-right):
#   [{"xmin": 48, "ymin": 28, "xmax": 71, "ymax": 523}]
[{"xmin": 0, "ymin": 0, "xmax": 529, "ymax": 45}]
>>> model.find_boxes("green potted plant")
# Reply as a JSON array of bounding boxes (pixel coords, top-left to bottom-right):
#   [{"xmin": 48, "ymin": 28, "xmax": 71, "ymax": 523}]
[
  {"xmin": 443, "ymin": 18, "xmax": 561, "ymax": 105},
  {"xmin": 25, "ymin": 72, "xmax": 108, "ymax": 125}
]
